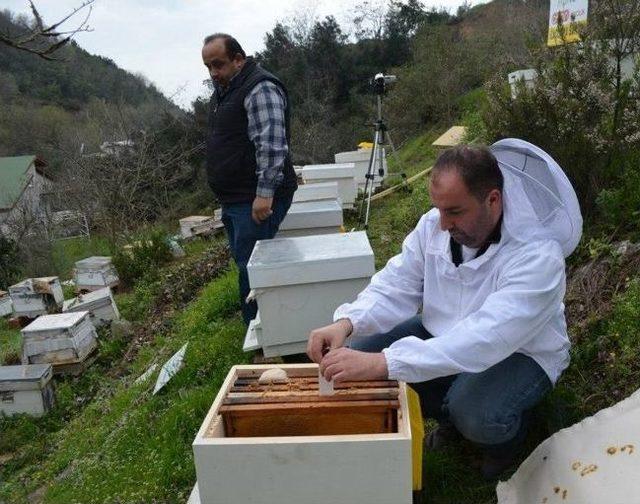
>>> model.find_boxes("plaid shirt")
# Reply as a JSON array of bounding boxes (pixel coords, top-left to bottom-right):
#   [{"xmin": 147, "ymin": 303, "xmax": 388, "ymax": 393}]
[{"xmin": 243, "ymin": 81, "xmax": 289, "ymax": 198}]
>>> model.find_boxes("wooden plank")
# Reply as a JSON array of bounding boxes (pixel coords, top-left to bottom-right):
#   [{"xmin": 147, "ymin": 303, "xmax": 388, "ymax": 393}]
[
  {"xmin": 221, "ymin": 400, "xmax": 399, "ymax": 437},
  {"xmin": 231, "ymin": 379, "xmax": 398, "ymax": 391},
  {"xmin": 235, "ymin": 366, "xmax": 319, "ymax": 379},
  {"xmin": 220, "ymin": 399, "xmax": 399, "ymax": 415},
  {"xmin": 223, "ymin": 387, "xmax": 399, "ymax": 405},
  {"xmin": 432, "ymin": 126, "xmax": 467, "ymax": 147}
]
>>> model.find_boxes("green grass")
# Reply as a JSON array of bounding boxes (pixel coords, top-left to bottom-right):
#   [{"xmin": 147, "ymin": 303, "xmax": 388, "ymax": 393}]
[
  {"xmin": 0, "ymin": 319, "xmax": 21, "ymax": 365},
  {"xmin": 2, "ymin": 125, "xmax": 639, "ymax": 504},
  {"xmin": 0, "ymin": 268, "xmax": 247, "ymax": 503},
  {"xmin": 51, "ymin": 236, "xmax": 112, "ymax": 280}
]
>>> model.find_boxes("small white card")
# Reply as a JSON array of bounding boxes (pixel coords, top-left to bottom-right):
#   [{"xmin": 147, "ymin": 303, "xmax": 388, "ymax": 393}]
[{"xmin": 318, "ymin": 373, "xmax": 335, "ymax": 396}]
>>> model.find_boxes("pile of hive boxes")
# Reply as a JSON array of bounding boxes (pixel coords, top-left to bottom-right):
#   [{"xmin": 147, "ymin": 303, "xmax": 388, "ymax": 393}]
[
  {"xmin": 179, "ymin": 209, "xmax": 224, "ymax": 239},
  {"xmin": 1, "ymin": 257, "xmax": 121, "ymax": 418},
  {"xmin": 242, "ymin": 143, "xmax": 387, "ymax": 358}
]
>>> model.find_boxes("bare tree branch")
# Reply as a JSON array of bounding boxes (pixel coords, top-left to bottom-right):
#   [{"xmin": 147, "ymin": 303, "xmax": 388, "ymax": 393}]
[{"xmin": 0, "ymin": 0, "xmax": 95, "ymax": 60}]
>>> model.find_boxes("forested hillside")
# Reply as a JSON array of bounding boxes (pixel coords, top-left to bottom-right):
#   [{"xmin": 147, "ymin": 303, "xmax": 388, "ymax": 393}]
[
  {"xmin": 1, "ymin": 1, "xmax": 640, "ymax": 503},
  {"xmin": 0, "ymin": 8, "xmax": 181, "ymax": 177}
]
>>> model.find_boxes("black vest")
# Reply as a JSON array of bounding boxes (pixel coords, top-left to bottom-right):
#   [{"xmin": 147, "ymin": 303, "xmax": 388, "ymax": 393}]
[{"xmin": 206, "ymin": 58, "xmax": 297, "ymax": 204}]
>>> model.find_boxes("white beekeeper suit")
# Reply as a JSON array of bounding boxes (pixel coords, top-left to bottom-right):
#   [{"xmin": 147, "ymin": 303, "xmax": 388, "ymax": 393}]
[{"xmin": 334, "ymin": 139, "xmax": 583, "ymax": 384}]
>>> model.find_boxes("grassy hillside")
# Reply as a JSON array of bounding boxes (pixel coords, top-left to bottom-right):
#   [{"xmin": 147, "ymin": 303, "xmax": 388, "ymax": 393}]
[{"xmin": 0, "ymin": 116, "xmax": 639, "ymax": 504}]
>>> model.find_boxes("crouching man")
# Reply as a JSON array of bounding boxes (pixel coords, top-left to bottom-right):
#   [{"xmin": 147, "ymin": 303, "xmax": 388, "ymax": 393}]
[{"xmin": 308, "ymin": 144, "xmax": 580, "ymax": 479}]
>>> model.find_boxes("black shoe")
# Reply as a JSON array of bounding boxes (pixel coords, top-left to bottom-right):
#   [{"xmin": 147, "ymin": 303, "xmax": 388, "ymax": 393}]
[
  {"xmin": 425, "ymin": 423, "xmax": 460, "ymax": 451},
  {"xmin": 480, "ymin": 450, "xmax": 519, "ymax": 480}
]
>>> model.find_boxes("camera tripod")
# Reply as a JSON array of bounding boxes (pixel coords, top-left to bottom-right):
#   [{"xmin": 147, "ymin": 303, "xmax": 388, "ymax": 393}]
[{"xmin": 358, "ymin": 94, "xmax": 409, "ymax": 230}]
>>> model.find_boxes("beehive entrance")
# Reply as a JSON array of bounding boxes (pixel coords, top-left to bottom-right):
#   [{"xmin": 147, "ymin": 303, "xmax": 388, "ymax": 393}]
[{"xmin": 217, "ymin": 374, "xmax": 400, "ymax": 438}]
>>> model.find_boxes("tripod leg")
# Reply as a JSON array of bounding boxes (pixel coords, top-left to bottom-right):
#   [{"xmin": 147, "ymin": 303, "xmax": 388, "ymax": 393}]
[
  {"xmin": 386, "ymin": 131, "xmax": 410, "ymax": 191},
  {"xmin": 364, "ymin": 136, "xmax": 381, "ymax": 229},
  {"xmin": 359, "ymin": 130, "xmax": 380, "ymax": 227}
]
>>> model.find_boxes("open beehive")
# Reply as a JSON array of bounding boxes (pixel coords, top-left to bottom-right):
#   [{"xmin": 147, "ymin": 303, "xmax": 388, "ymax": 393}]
[
  {"xmin": 9, "ymin": 277, "xmax": 64, "ymax": 318},
  {"xmin": 63, "ymin": 286, "xmax": 120, "ymax": 327},
  {"xmin": 192, "ymin": 364, "xmax": 412, "ymax": 504}
]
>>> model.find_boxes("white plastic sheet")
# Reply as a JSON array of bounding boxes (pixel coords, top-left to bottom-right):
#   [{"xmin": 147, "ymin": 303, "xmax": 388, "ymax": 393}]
[
  {"xmin": 152, "ymin": 344, "xmax": 187, "ymax": 395},
  {"xmin": 497, "ymin": 388, "xmax": 640, "ymax": 503}
]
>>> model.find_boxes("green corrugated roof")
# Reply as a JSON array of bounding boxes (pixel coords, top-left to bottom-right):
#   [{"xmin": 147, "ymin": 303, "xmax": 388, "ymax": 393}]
[{"xmin": 0, "ymin": 155, "xmax": 37, "ymax": 210}]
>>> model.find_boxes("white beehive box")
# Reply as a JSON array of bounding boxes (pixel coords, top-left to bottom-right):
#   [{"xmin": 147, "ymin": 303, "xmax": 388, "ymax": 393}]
[
  {"xmin": 191, "ymin": 364, "xmax": 412, "ymax": 504},
  {"xmin": 292, "ymin": 181, "xmax": 340, "ymax": 203},
  {"xmin": 179, "ymin": 215, "xmax": 223, "ymax": 239},
  {"xmin": 276, "ymin": 199, "xmax": 344, "ymax": 238},
  {"xmin": 21, "ymin": 311, "xmax": 98, "ymax": 374},
  {"xmin": 246, "ymin": 232, "xmax": 374, "ymax": 357},
  {"xmin": 0, "ymin": 290, "xmax": 13, "ymax": 318},
  {"xmin": 9, "ymin": 277, "xmax": 64, "ymax": 318},
  {"xmin": 0, "ymin": 364, "xmax": 54, "ymax": 417},
  {"xmin": 334, "ymin": 148, "xmax": 387, "ymax": 191},
  {"xmin": 302, "ymin": 163, "xmax": 358, "ymax": 209},
  {"xmin": 74, "ymin": 256, "xmax": 119, "ymax": 292},
  {"xmin": 63, "ymin": 287, "xmax": 120, "ymax": 328},
  {"xmin": 508, "ymin": 68, "xmax": 538, "ymax": 99}
]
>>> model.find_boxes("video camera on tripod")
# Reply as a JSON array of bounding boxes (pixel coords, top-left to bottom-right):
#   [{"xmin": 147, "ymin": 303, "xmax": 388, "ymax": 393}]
[
  {"xmin": 359, "ymin": 73, "xmax": 408, "ymax": 230},
  {"xmin": 371, "ymin": 73, "xmax": 397, "ymax": 95}
]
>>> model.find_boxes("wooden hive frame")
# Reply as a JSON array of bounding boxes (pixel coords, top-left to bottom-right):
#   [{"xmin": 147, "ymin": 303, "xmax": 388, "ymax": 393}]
[{"xmin": 192, "ymin": 364, "xmax": 412, "ymax": 504}]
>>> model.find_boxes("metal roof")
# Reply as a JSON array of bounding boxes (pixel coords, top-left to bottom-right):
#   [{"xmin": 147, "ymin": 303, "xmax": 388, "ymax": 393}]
[{"xmin": 0, "ymin": 155, "xmax": 48, "ymax": 210}]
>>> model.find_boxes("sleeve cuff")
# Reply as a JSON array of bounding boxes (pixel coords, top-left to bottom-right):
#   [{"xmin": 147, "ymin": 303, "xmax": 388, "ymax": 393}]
[
  {"xmin": 381, "ymin": 348, "xmax": 401, "ymax": 380},
  {"xmin": 255, "ymin": 185, "xmax": 275, "ymax": 198}
]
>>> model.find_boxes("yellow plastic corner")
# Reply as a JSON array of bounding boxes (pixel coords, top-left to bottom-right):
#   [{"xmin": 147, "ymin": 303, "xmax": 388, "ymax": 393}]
[{"xmin": 407, "ymin": 387, "xmax": 424, "ymax": 491}]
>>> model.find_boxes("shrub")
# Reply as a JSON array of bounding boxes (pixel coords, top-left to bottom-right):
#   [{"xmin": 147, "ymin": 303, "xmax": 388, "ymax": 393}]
[
  {"xmin": 112, "ymin": 230, "xmax": 173, "ymax": 288},
  {"xmin": 0, "ymin": 234, "xmax": 20, "ymax": 289},
  {"xmin": 483, "ymin": 11, "xmax": 640, "ymax": 217}
]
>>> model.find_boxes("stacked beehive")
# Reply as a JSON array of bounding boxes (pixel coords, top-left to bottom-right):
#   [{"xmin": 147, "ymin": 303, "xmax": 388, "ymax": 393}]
[
  {"xmin": 9, "ymin": 277, "xmax": 64, "ymax": 319},
  {"xmin": 21, "ymin": 312, "xmax": 98, "ymax": 375},
  {"xmin": 74, "ymin": 256, "xmax": 120, "ymax": 292}
]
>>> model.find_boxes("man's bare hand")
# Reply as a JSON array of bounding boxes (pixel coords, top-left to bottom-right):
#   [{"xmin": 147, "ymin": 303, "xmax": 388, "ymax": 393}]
[
  {"xmin": 252, "ymin": 196, "xmax": 273, "ymax": 224},
  {"xmin": 307, "ymin": 319, "xmax": 353, "ymax": 363},
  {"xmin": 319, "ymin": 348, "xmax": 388, "ymax": 383}
]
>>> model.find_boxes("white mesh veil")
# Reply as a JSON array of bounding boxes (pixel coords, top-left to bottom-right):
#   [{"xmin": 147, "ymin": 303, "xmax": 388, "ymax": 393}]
[{"xmin": 490, "ymin": 138, "xmax": 583, "ymax": 257}]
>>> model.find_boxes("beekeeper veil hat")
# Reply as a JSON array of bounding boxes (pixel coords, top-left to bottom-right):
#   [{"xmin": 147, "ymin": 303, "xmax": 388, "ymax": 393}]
[{"xmin": 490, "ymin": 138, "xmax": 583, "ymax": 257}]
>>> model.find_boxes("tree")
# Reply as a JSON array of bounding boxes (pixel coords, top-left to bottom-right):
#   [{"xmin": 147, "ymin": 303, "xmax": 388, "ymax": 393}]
[
  {"xmin": 0, "ymin": 1, "xmax": 94, "ymax": 60},
  {"xmin": 0, "ymin": 233, "xmax": 21, "ymax": 289},
  {"xmin": 53, "ymin": 103, "xmax": 202, "ymax": 249}
]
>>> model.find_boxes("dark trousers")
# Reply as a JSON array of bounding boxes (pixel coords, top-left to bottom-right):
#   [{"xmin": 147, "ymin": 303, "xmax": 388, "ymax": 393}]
[
  {"xmin": 350, "ymin": 316, "xmax": 552, "ymax": 455},
  {"xmin": 221, "ymin": 196, "xmax": 292, "ymax": 325}
]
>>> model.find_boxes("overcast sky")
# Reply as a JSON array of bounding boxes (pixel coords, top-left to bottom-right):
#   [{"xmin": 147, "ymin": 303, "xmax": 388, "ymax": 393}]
[{"xmin": 5, "ymin": 0, "xmax": 489, "ymax": 109}]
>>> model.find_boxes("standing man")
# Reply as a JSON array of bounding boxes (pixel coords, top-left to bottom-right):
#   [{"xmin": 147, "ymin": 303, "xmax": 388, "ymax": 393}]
[
  {"xmin": 202, "ymin": 33, "xmax": 297, "ymax": 325},
  {"xmin": 307, "ymin": 143, "xmax": 582, "ymax": 479}
]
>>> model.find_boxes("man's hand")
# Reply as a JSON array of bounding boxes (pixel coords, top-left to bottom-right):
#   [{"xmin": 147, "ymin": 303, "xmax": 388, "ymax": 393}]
[
  {"xmin": 252, "ymin": 196, "xmax": 273, "ymax": 224},
  {"xmin": 307, "ymin": 319, "xmax": 353, "ymax": 363},
  {"xmin": 319, "ymin": 348, "xmax": 388, "ymax": 383}
]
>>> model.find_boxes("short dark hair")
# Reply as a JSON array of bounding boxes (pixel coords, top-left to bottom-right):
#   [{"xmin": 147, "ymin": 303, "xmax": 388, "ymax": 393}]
[
  {"xmin": 203, "ymin": 33, "xmax": 246, "ymax": 59},
  {"xmin": 432, "ymin": 145, "xmax": 503, "ymax": 200}
]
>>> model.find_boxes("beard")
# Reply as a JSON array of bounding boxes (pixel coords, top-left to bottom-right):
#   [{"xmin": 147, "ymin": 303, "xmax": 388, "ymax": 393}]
[{"xmin": 450, "ymin": 207, "xmax": 496, "ymax": 248}]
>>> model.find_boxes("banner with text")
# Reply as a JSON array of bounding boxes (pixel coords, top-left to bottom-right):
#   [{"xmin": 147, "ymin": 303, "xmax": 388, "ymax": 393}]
[{"xmin": 548, "ymin": 0, "xmax": 588, "ymax": 47}]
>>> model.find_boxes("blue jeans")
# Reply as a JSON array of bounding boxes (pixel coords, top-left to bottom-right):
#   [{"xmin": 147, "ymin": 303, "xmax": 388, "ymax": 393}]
[
  {"xmin": 221, "ymin": 196, "xmax": 292, "ymax": 325},
  {"xmin": 350, "ymin": 316, "xmax": 552, "ymax": 455}
]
